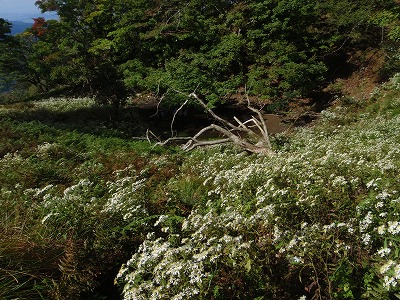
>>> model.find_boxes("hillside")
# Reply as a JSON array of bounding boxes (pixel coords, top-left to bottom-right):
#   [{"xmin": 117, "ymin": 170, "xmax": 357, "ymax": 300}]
[
  {"xmin": 0, "ymin": 73, "xmax": 399, "ymax": 299},
  {"xmin": 1, "ymin": 0, "xmax": 400, "ymax": 299},
  {"xmin": 10, "ymin": 20, "xmax": 32, "ymax": 35}
]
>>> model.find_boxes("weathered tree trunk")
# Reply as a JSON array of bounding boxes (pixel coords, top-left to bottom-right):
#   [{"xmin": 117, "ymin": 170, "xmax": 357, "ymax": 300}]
[{"xmin": 152, "ymin": 91, "xmax": 273, "ymax": 155}]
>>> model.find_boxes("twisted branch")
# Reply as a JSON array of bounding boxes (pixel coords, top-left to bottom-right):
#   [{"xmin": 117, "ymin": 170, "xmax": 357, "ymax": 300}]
[{"xmin": 154, "ymin": 91, "xmax": 273, "ymax": 155}]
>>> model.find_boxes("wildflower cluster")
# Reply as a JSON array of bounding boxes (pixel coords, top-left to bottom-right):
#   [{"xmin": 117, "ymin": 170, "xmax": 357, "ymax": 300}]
[
  {"xmin": 102, "ymin": 168, "xmax": 148, "ymax": 221},
  {"xmin": 118, "ymin": 88, "xmax": 400, "ymax": 299},
  {"xmin": 34, "ymin": 97, "xmax": 97, "ymax": 112},
  {"xmin": 117, "ymin": 207, "xmax": 254, "ymax": 300},
  {"xmin": 37, "ymin": 168, "xmax": 150, "ymax": 237},
  {"xmin": 1, "ymin": 77, "xmax": 400, "ymax": 298}
]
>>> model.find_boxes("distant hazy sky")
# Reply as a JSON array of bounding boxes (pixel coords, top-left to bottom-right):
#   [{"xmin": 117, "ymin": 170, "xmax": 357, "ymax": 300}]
[{"xmin": 0, "ymin": 0, "xmax": 57, "ymax": 22}]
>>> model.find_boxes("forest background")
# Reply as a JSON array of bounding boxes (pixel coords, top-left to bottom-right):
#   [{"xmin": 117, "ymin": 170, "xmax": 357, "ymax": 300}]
[{"xmin": 0, "ymin": 0, "xmax": 399, "ymax": 109}]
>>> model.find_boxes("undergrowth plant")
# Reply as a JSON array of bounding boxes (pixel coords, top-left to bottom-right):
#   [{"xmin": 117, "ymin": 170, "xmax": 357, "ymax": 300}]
[
  {"xmin": 117, "ymin": 76, "xmax": 400, "ymax": 299},
  {"xmin": 1, "ymin": 74, "xmax": 400, "ymax": 299},
  {"xmin": 0, "ymin": 97, "xmax": 179, "ymax": 298}
]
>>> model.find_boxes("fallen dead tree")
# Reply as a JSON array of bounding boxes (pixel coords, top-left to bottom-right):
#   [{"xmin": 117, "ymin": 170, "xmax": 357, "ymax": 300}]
[{"xmin": 147, "ymin": 92, "xmax": 273, "ymax": 155}]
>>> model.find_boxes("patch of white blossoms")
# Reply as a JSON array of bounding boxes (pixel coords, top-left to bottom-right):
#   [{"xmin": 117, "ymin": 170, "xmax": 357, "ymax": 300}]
[
  {"xmin": 102, "ymin": 176, "xmax": 147, "ymax": 221},
  {"xmin": 34, "ymin": 97, "xmax": 97, "ymax": 112},
  {"xmin": 34, "ymin": 164, "xmax": 149, "ymax": 232},
  {"xmin": 118, "ymin": 94, "xmax": 400, "ymax": 298},
  {"xmin": 117, "ymin": 207, "xmax": 252, "ymax": 299}
]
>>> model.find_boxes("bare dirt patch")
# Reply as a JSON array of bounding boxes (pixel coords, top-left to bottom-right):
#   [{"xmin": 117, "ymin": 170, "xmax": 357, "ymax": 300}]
[{"xmin": 328, "ymin": 49, "xmax": 385, "ymax": 101}]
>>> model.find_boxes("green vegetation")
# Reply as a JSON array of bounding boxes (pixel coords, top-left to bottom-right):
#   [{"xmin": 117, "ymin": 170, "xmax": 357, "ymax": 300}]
[
  {"xmin": 1, "ymin": 0, "xmax": 400, "ymax": 299},
  {"xmin": 1, "ymin": 0, "xmax": 400, "ymax": 108},
  {"xmin": 0, "ymin": 98, "xmax": 178, "ymax": 299},
  {"xmin": 0, "ymin": 74, "xmax": 399, "ymax": 299}
]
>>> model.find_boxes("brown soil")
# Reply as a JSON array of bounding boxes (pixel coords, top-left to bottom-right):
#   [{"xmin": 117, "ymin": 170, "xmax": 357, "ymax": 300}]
[{"xmin": 326, "ymin": 49, "xmax": 385, "ymax": 101}]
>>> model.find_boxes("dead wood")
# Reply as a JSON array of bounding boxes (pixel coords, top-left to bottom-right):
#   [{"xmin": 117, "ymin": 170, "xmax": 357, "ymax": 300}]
[{"xmin": 153, "ymin": 91, "xmax": 273, "ymax": 155}]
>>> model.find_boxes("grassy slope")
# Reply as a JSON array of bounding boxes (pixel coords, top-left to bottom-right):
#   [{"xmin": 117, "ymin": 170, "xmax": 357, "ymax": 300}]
[{"xmin": 0, "ymin": 76, "xmax": 399, "ymax": 299}]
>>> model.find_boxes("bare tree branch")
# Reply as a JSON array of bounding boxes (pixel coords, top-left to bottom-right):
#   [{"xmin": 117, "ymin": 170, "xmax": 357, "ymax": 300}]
[
  {"xmin": 150, "ymin": 86, "xmax": 166, "ymax": 117},
  {"xmin": 188, "ymin": 92, "xmax": 240, "ymax": 131},
  {"xmin": 170, "ymin": 98, "xmax": 189, "ymax": 137},
  {"xmin": 245, "ymin": 88, "xmax": 272, "ymax": 149},
  {"xmin": 146, "ymin": 129, "xmax": 161, "ymax": 143},
  {"xmin": 182, "ymin": 123, "xmax": 269, "ymax": 154},
  {"xmin": 155, "ymin": 136, "xmax": 192, "ymax": 147},
  {"xmin": 183, "ymin": 138, "xmax": 231, "ymax": 151},
  {"xmin": 148, "ymin": 90, "xmax": 273, "ymax": 155}
]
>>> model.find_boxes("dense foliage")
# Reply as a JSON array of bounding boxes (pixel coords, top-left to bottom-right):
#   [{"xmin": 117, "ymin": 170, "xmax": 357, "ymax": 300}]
[
  {"xmin": 1, "ymin": 0, "xmax": 400, "ymax": 107},
  {"xmin": 0, "ymin": 73, "xmax": 400, "ymax": 299}
]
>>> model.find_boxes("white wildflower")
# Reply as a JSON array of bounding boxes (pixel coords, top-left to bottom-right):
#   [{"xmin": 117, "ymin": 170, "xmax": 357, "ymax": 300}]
[
  {"xmin": 377, "ymin": 225, "xmax": 386, "ymax": 235},
  {"xmin": 395, "ymin": 264, "xmax": 400, "ymax": 280},
  {"xmin": 290, "ymin": 256, "xmax": 304, "ymax": 264},
  {"xmin": 360, "ymin": 212, "xmax": 374, "ymax": 232},
  {"xmin": 154, "ymin": 215, "xmax": 169, "ymax": 227},
  {"xmin": 388, "ymin": 221, "xmax": 400, "ymax": 235},
  {"xmin": 377, "ymin": 191, "xmax": 391, "ymax": 200},
  {"xmin": 35, "ymin": 184, "xmax": 54, "ymax": 197},
  {"xmin": 380, "ymin": 260, "xmax": 395, "ymax": 274},
  {"xmin": 377, "ymin": 247, "xmax": 391, "ymax": 258},
  {"xmin": 362, "ymin": 233, "xmax": 371, "ymax": 245},
  {"xmin": 383, "ymin": 275, "xmax": 397, "ymax": 290},
  {"xmin": 332, "ymin": 176, "xmax": 347, "ymax": 187},
  {"xmin": 366, "ymin": 178, "xmax": 381, "ymax": 189}
]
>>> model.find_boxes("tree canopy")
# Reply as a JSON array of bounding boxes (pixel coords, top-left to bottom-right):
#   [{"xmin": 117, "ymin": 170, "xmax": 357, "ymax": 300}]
[
  {"xmin": 0, "ymin": 18, "xmax": 11, "ymax": 39},
  {"xmin": 1, "ymin": 0, "xmax": 399, "ymax": 107}
]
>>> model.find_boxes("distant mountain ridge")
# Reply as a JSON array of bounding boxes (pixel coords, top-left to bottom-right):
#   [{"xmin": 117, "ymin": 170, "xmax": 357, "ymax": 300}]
[{"xmin": 10, "ymin": 21, "xmax": 32, "ymax": 35}]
